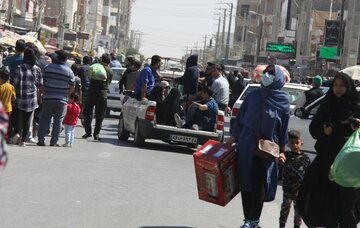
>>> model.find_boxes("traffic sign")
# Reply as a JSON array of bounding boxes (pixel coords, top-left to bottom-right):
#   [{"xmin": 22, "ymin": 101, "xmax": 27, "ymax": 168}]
[{"xmin": 266, "ymin": 43, "xmax": 295, "ymax": 53}]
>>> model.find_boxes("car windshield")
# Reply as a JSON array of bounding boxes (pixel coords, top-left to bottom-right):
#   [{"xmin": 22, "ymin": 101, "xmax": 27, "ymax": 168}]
[{"xmin": 240, "ymin": 85, "xmax": 305, "ymax": 105}]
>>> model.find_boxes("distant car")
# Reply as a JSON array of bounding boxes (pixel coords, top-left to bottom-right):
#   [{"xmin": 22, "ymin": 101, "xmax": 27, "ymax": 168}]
[{"xmin": 106, "ymin": 67, "xmax": 126, "ymax": 115}]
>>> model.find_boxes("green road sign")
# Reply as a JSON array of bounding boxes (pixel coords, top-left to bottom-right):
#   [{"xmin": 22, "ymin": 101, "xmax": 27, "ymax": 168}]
[{"xmin": 266, "ymin": 43, "xmax": 295, "ymax": 53}]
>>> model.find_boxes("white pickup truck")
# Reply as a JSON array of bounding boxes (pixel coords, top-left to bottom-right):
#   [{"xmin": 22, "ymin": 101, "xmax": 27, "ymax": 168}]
[{"xmin": 117, "ymin": 95, "xmax": 225, "ymax": 147}]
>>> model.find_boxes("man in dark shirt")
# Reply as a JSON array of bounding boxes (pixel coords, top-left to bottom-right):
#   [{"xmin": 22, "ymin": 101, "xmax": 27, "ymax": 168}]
[
  {"xmin": 82, "ymin": 54, "xmax": 113, "ymax": 140},
  {"xmin": 295, "ymin": 75, "xmax": 324, "ymax": 118}
]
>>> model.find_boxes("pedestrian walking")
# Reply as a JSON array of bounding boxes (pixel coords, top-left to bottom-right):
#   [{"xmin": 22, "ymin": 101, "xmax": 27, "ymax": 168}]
[
  {"xmin": 0, "ymin": 69, "xmax": 16, "ymax": 141},
  {"xmin": 3, "ymin": 39, "xmax": 26, "ymax": 79},
  {"xmin": 279, "ymin": 130, "xmax": 310, "ymax": 228},
  {"xmin": 62, "ymin": 93, "xmax": 80, "ymax": 147},
  {"xmin": 297, "ymin": 72, "xmax": 360, "ymax": 227},
  {"xmin": 226, "ymin": 64, "xmax": 289, "ymax": 228},
  {"xmin": 11, "ymin": 48, "xmax": 43, "ymax": 146},
  {"xmin": 37, "ymin": 50, "xmax": 75, "ymax": 146},
  {"xmin": 82, "ymin": 54, "xmax": 113, "ymax": 140}
]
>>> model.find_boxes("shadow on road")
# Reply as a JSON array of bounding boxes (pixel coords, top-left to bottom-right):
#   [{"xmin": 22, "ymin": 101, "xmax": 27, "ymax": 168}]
[
  {"xmin": 95, "ymin": 123, "xmax": 196, "ymax": 155},
  {"xmin": 139, "ymin": 227, "xmax": 195, "ymax": 228}
]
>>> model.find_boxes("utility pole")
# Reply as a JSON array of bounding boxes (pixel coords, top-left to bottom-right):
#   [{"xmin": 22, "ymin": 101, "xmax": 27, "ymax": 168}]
[
  {"xmin": 202, "ymin": 35, "xmax": 208, "ymax": 65},
  {"xmin": 341, "ymin": 0, "xmax": 359, "ymax": 68},
  {"xmin": 221, "ymin": 9, "xmax": 227, "ymax": 62},
  {"xmin": 115, "ymin": 0, "xmax": 121, "ymax": 53},
  {"xmin": 271, "ymin": 0, "xmax": 282, "ymax": 42},
  {"xmin": 7, "ymin": 0, "xmax": 15, "ymax": 25},
  {"xmin": 256, "ymin": 0, "xmax": 266, "ymax": 56},
  {"xmin": 224, "ymin": 3, "xmax": 233, "ymax": 65},
  {"xmin": 214, "ymin": 16, "xmax": 221, "ymax": 62},
  {"xmin": 337, "ymin": 0, "xmax": 345, "ymax": 59},
  {"xmin": 34, "ymin": 0, "xmax": 45, "ymax": 40},
  {"xmin": 58, "ymin": 1, "xmax": 66, "ymax": 49}
]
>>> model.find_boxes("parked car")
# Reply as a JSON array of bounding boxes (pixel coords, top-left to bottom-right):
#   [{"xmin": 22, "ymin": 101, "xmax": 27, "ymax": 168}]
[
  {"xmin": 106, "ymin": 67, "xmax": 126, "ymax": 115},
  {"xmin": 117, "ymin": 95, "xmax": 225, "ymax": 147}
]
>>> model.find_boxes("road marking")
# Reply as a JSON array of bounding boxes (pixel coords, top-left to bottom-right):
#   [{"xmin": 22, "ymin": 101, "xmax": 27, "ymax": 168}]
[{"xmin": 97, "ymin": 152, "xmax": 112, "ymax": 158}]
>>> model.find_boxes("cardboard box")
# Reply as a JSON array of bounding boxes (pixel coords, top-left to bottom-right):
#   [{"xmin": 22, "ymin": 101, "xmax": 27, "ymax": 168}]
[{"xmin": 193, "ymin": 140, "xmax": 240, "ymax": 206}]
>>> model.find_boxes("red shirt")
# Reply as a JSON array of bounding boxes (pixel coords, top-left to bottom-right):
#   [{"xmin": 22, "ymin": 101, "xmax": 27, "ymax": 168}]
[{"xmin": 63, "ymin": 102, "xmax": 80, "ymax": 126}]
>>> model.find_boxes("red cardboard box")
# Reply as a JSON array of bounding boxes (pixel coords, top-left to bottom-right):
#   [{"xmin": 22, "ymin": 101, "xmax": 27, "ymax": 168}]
[{"xmin": 193, "ymin": 140, "xmax": 240, "ymax": 206}]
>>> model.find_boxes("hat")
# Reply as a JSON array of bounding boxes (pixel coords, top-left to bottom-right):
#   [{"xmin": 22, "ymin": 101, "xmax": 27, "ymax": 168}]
[
  {"xmin": 160, "ymin": 81, "xmax": 170, "ymax": 88},
  {"xmin": 313, "ymin": 75, "xmax": 323, "ymax": 85}
]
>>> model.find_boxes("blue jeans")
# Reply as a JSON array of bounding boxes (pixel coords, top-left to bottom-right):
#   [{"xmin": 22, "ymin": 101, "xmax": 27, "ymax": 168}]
[
  {"xmin": 64, "ymin": 124, "xmax": 75, "ymax": 145},
  {"xmin": 38, "ymin": 100, "xmax": 67, "ymax": 145}
]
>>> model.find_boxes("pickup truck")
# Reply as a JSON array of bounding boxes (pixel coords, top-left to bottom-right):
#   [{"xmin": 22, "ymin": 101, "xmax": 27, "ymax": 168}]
[{"xmin": 117, "ymin": 95, "xmax": 225, "ymax": 147}]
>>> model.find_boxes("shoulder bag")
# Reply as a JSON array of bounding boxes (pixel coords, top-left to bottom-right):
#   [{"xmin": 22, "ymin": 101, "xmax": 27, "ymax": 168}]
[{"xmin": 252, "ymin": 97, "xmax": 280, "ymax": 161}]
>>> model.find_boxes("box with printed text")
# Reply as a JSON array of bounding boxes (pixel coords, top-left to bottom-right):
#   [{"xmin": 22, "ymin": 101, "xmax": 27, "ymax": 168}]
[{"xmin": 193, "ymin": 140, "xmax": 239, "ymax": 206}]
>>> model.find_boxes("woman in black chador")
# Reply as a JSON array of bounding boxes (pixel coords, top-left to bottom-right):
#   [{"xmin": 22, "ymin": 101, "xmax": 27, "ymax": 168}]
[{"xmin": 297, "ymin": 72, "xmax": 360, "ymax": 228}]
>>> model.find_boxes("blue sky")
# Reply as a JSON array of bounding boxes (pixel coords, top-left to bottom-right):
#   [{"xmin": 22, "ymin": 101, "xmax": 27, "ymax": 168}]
[{"xmin": 131, "ymin": 0, "xmax": 237, "ymax": 58}]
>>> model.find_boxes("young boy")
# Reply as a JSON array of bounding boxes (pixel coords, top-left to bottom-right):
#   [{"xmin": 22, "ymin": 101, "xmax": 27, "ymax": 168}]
[
  {"xmin": 0, "ymin": 68, "xmax": 16, "ymax": 141},
  {"xmin": 62, "ymin": 93, "xmax": 81, "ymax": 147},
  {"xmin": 279, "ymin": 130, "xmax": 311, "ymax": 228}
]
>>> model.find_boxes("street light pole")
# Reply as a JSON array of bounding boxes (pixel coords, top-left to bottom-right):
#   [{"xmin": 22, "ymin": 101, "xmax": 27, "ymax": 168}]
[{"xmin": 224, "ymin": 3, "xmax": 233, "ymax": 65}]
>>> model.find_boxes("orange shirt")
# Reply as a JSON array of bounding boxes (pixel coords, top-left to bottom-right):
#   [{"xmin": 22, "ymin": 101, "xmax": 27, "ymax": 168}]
[{"xmin": 0, "ymin": 82, "xmax": 16, "ymax": 112}]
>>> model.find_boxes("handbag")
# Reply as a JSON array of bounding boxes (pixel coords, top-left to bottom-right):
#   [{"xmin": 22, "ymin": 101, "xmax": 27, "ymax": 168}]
[{"xmin": 252, "ymin": 98, "xmax": 280, "ymax": 161}]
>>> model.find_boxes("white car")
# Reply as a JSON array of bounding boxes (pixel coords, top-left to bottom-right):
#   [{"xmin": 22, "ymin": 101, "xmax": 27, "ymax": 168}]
[
  {"xmin": 229, "ymin": 83, "xmax": 312, "ymax": 133},
  {"xmin": 118, "ymin": 96, "xmax": 225, "ymax": 147},
  {"xmin": 106, "ymin": 67, "xmax": 126, "ymax": 115}
]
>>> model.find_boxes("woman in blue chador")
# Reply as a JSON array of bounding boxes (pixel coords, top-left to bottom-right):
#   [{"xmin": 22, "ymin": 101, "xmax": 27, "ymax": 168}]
[{"xmin": 226, "ymin": 65, "xmax": 289, "ymax": 228}]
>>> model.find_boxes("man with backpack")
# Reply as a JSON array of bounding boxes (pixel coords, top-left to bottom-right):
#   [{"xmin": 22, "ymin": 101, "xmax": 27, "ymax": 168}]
[{"xmin": 82, "ymin": 54, "xmax": 113, "ymax": 141}]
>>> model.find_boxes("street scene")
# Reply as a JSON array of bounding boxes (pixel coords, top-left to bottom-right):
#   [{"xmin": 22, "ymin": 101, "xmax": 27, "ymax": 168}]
[{"xmin": 0, "ymin": 0, "xmax": 360, "ymax": 228}]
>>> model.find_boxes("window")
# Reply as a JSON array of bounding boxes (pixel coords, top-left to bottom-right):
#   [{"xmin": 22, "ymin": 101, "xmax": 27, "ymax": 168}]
[{"xmin": 240, "ymin": 5, "xmax": 250, "ymax": 17}]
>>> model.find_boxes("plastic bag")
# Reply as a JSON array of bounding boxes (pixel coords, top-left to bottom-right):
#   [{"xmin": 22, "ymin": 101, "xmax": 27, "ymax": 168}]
[
  {"xmin": 88, "ymin": 63, "xmax": 107, "ymax": 81},
  {"xmin": 329, "ymin": 128, "xmax": 360, "ymax": 188}
]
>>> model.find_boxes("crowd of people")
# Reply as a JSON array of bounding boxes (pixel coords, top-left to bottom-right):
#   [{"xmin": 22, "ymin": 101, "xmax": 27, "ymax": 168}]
[
  {"xmin": 0, "ymin": 39, "xmax": 359, "ymax": 228},
  {"xmin": 0, "ymin": 39, "xmax": 115, "ymax": 147}
]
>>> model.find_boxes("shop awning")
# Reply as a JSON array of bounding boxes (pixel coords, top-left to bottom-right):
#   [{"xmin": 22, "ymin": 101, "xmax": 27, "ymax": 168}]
[{"xmin": 40, "ymin": 23, "xmax": 58, "ymax": 34}]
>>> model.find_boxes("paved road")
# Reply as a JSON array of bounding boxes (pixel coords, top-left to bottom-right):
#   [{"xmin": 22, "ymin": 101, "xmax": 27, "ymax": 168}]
[{"xmin": 0, "ymin": 115, "xmax": 295, "ymax": 228}]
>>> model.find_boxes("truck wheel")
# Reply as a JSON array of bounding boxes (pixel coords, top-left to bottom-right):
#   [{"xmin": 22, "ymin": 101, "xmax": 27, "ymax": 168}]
[
  {"xmin": 134, "ymin": 121, "xmax": 145, "ymax": 146},
  {"xmin": 117, "ymin": 114, "xmax": 129, "ymax": 141}
]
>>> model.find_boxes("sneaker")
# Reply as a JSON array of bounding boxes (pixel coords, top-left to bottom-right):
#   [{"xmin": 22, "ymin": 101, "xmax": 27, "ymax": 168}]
[
  {"xmin": 50, "ymin": 143, "xmax": 60, "ymax": 147},
  {"xmin": 19, "ymin": 142, "xmax": 26, "ymax": 147},
  {"xmin": 250, "ymin": 220, "xmax": 261, "ymax": 228},
  {"xmin": 174, "ymin": 113, "xmax": 183, "ymax": 128},
  {"xmin": 191, "ymin": 124, "xmax": 199, "ymax": 131},
  {"xmin": 26, "ymin": 138, "xmax": 38, "ymax": 144},
  {"xmin": 93, "ymin": 135, "xmax": 101, "ymax": 141},
  {"xmin": 241, "ymin": 220, "xmax": 251, "ymax": 228},
  {"xmin": 11, "ymin": 134, "xmax": 20, "ymax": 145},
  {"xmin": 62, "ymin": 143, "xmax": 71, "ymax": 147},
  {"xmin": 82, "ymin": 133, "xmax": 92, "ymax": 139},
  {"xmin": 37, "ymin": 141, "xmax": 45, "ymax": 146}
]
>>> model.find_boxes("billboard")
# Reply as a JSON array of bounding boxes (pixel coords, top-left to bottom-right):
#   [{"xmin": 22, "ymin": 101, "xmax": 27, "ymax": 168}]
[{"xmin": 324, "ymin": 20, "xmax": 340, "ymax": 46}]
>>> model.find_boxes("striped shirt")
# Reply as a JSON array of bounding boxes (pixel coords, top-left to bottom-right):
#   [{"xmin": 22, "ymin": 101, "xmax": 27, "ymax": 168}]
[
  {"xmin": 43, "ymin": 62, "xmax": 75, "ymax": 104},
  {"xmin": 13, "ymin": 64, "xmax": 43, "ymax": 112}
]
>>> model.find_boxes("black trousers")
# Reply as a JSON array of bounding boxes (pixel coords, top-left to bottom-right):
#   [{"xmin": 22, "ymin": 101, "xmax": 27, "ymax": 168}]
[
  {"xmin": 12, "ymin": 107, "xmax": 33, "ymax": 143},
  {"xmin": 83, "ymin": 94, "xmax": 107, "ymax": 136},
  {"xmin": 241, "ymin": 156, "xmax": 266, "ymax": 221}
]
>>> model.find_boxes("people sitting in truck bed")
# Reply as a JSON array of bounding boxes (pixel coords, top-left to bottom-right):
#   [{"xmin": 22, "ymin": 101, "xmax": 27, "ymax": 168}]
[
  {"xmin": 134, "ymin": 55, "xmax": 161, "ymax": 101},
  {"xmin": 174, "ymin": 54, "xmax": 199, "ymax": 102},
  {"xmin": 119, "ymin": 58, "xmax": 142, "ymax": 93},
  {"xmin": 175, "ymin": 86, "xmax": 219, "ymax": 131},
  {"xmin": 149, "ymin": 81, "xmax": 182, "ymax": 127}
]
